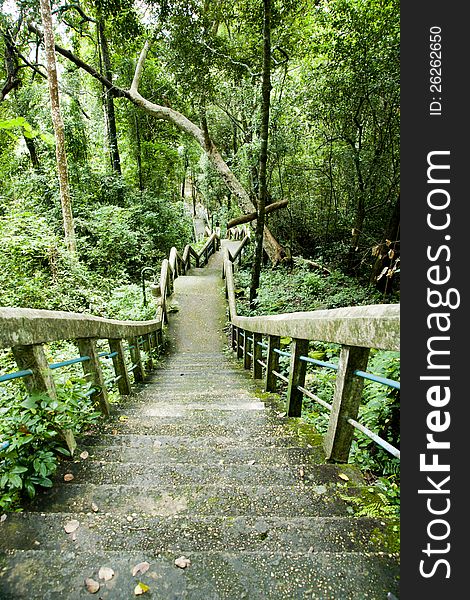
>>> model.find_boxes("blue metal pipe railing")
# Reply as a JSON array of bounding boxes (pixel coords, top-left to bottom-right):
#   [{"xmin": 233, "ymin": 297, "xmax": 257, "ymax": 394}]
[
  {"xmin": 0, "ymin": 369, "xmax": 33, "ymax": 383},
  {"xmin": 49, "ymin": 356, "xmax": 90, "ymax": 370},
  {"xmin": 300, "ymin": 355, "xmax": 338, "ymax": 371}
]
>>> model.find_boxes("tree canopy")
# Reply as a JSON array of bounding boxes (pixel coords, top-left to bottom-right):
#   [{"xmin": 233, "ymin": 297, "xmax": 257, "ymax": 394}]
[{"xmin": 1, "ymin": 0, "xmax": 400, "ymax": 309}]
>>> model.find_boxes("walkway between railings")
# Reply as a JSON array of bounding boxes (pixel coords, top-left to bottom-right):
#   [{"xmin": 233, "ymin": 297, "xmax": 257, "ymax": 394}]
[{"xmin": 0, "ymin": 242, "xmax": 399, "ymax": 599}]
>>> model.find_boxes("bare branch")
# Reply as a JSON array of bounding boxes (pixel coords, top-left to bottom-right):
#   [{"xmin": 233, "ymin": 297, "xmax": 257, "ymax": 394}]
[{"xmin": 131, "ymin": 41, "xmax": 150, "ymax": 94}]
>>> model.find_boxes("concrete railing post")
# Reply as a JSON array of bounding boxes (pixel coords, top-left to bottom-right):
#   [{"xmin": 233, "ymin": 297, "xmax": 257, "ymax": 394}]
[
  {"xmin": 128, "ymin": 336, "xmax": 145, "ymax": 383},
  {"xmin": 243, "ymin": 332, "xmax": 252, "ymax": 370},
  {"xmin": 77, "ymin": 338, "xmax": 110, "ymax": 416},
  {"xmin": 108, "ymin": 339, "xmax": 132, "ymax": 396},
  {"xmin": 252, "ymin": 332, "xmax": 263, "ymax": 379},
  {"xmin": 286, "ymin": 338, "xmax": 309, "ymax": 417},
  {"xmin": 265, "ymin": 335, "xmax": 280, "ymax": 392},
  {"xmin": 324, "ymin": 345, "xmax": 370, "ymax": 462}
]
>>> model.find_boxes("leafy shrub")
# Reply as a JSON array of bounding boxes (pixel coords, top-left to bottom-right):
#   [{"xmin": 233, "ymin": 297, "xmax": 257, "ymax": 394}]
[{"xmin": 0, "ymin": 375, "xmax": 101, "ymax": 511}]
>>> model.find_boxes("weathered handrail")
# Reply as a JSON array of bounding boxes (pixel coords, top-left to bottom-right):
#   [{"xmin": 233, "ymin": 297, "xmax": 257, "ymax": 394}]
[
  {"xmin": 223, "ymin": 242, "xmax": 400, "ymax": 463},
  {"xmin": 0, "ymin": 232, "xmax": 221, "ymax": 452}
]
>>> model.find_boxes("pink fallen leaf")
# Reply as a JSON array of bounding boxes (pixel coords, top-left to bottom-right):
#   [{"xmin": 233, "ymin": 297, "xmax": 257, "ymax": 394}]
[
  {"xmin": 98, "ymin": 566, "xmax": 114, "ymax": 581},
  {"xmin": 84, "ymin": 578, "xmax": 100, "ymax": 594},
  {"xmin": 174, "ymin": 556, "xmax": 191, "ymax": 569},
  {"xmin": 132, "ymin": 561, "xmax": 150, "ymax": 577},
  {"xmin": 80, "ymin": 451, "xmax": 89, "ymax": 460},
  {"xmin": 64, "ymin": 473, "xmax": 74, "ymax": 482},
  {"xmin": 64, "ymin": 519, "xmax": 80, "ymax": 534}
]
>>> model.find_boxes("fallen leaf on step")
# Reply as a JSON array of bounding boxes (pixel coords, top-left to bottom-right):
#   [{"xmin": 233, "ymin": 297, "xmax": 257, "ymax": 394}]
[
  {"xmin": 119, "ymin": 415, "xmax": 129, "ymax": 422},
  {"xmin": 80, "ymin": 451, "xmax": 89, "ymax": 460},
  {"xmin": 132, "ymin": 561, "xmax": 150, "ymax": 577},
  {"xmin": 153, "ymin": 440, "xmax": 162, "ymax": 448},
  {"xmin": 338, "ymin": 473, "xmax": 349, "ymax": 481},
  {"xmin": 91, "ymin": 502, "xmax": 99, "ymax": 513},
  {"xmin": 134, "ymin": 582, "xmax": 150, "ymax": 595},
  {"xmin": 247, "ymin": 460, "xmax": 255, "ymax": 466},
  {"xmin": 174, "ymin": 556, "xmax": 191, "ymax": 569},
  {"xmin": 98, "ymin": 567, "xmax": 114, "ymax": 581},
  {"xmin": 0, "ymin": 514, "xmax": 7, "ymax": 523},
  {"xmin": 63, "ymin": 473, "xmax": 74, "ymax": 481},
  {"xmin": 64, "ymin": 519, "xmax": 80, "ymax": 534},
  {"xmin": 84, "ymin": 578, "xmax": 100, "ymax": 594},
  {"xmin": 276, "ymin": 412, "xmax": 287, "ymax": 418},
  {"xmin": 299, "ymin": 467, "xmax": 305, "ymax": 478},
  {"xmin": 112, "ymin": 429, "xmax": 118, "ymax": 435}
]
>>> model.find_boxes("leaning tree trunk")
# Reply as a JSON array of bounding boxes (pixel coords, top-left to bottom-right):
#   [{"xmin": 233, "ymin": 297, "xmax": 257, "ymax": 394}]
[
  {"xmin": 38, "ymin": 0, "xmax": 76, "ymax": 255},
  {"xmin": 250, "ymin": 0, "xmax": 272, "ymax": 306}
]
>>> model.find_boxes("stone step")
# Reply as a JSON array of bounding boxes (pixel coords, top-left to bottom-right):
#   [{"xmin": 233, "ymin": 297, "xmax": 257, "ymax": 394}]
[
  {"xmin": 0, "ymin": 512, "xmax": 399, "ymax": 555},
  {"xmin": 95, "ymin": 418, "xmax": 293, "ymax": 439},
  {"xmin": 26, "ymin": 482, "xmax": 355, "ymax": 517},
  {"xmin": 54, "ymin": 460, "xmax": 362, "ymax": 488},
  {"xmin": 76, "ymin": 441, "xmax": 326, "ymax": 465},
  {"xmin": 80, "ymin": 427, "xmax": 300, "ymax": 447},
  {"xmin": 0, "ymin": 548, "xmax": 400, "ymax": 599}
]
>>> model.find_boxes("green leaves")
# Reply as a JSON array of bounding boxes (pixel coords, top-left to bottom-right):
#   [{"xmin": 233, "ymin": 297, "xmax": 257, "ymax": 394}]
[{"xmin": 0, "ymin": 117, "xmax": 54, "ymax": 145}]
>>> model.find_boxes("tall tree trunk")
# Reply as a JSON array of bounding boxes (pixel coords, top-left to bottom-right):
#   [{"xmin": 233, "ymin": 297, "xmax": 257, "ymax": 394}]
[
  {"xmin": 98, "ymin": 20, "xmax": 121, "ymax": 175},
  {"xmin": 134, "ymin": 112, "xmax": 144, "ymax": 191},
  {"xmin": 249, "ymin": 0, "xmax": 272, "ymax": 306},
  {"xmin": 38, "ymin": 0, "xmax": 76, "ymax": 255},
  {"xmin": 24, "ymin": 135, "xmax": 41, "ymax": 171}
]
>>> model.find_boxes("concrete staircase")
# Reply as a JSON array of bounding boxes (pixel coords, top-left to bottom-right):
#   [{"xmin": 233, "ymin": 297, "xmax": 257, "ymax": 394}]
[{"xmin": 0, "ymin": 250, "xmax": 399, "ymax": 599}]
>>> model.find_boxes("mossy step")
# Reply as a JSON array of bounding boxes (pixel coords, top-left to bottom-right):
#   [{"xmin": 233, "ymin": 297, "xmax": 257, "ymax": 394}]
[
  {"xmin": 53, "ymin": 460, "xmax": 362, "ymax": 488},
  {"xmin": 0, "ymin": 512, "xmax": 399, "ymax": 555},
  {"xmin": 26, "ymin": 482, "xmax": 357, "ymax": 517},
  {"xmin": 0, "ymin": 548, "xmax": 400, "ymax": 599},
  {"xmin": 75, "ymin": 442, "xmax": 326, "ymax": 465}
]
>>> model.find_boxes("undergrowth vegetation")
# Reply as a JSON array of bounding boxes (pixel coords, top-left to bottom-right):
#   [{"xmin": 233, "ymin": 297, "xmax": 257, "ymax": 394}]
[{"xmin": 234, "ymin": 255, "xmax": 400, "ymax": 518}]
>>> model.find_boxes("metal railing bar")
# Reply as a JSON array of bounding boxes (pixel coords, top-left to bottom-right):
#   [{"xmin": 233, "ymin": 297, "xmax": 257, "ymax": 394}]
[
  {"xmin": 274, "ymin": 348, "xmax": 291, "ymax": 358},
  {"xmin": 272, "ymin": 370, "xmax": 289, "ymax": 384},
  {"xmin": 247, "ymin": 352, "xmax": 253, "ymax": 358},
  {"xmin": 49, "ymin": 356, "xmax": 90, "ymax": 370},
  {"xmin": 257, "ymin": 359, "xmax": 267, "ymax": 368},
  {"xmin": 297, "ymin": 385, "xmax": 333, "ymax": 411},
  {"xmin": 98, "ymin": 351, "xmax": 119, "ymax": 359},
  {"xmin": 83, "ymin": 388, "xmax": 97, "ymax": 397},
  {"xmin": 299, "ymin": 355, "xmax": 338, "ymax": 371},
  {"xmin": 105, "ymin": 375, "xmax": 122, "ymax": 385},
  {"xmin": 0, "ymin": 369, "xmax": 33, "ymax": 383},
  {"xmin": 128, "ymin": 364, "xmax": 138, "ymax": 372},
  {"xmin": 354, "ymin": 370, "xmax": 400, "ymax": 390},
  {"xmin": 257, "ymin": 341, "xmax": 268, "ymax": 349},
  {"xmin": 347, "ymin": 417, "xmax": 400, "ymax": 459}
]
